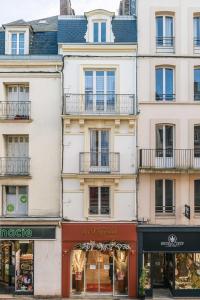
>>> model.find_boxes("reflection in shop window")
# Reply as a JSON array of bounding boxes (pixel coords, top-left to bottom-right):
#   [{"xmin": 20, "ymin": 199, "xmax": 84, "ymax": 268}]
[
  {"xmin": 175, "ymin": 253, "xmax": 200, "ymax": 289},
  {"xmin": 143, "ymin": 253, "xmax": 151, "ymax": 289}
]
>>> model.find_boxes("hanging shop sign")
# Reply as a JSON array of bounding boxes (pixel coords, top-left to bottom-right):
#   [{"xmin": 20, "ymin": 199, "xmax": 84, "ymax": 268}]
[
  {"xmin": 75, "ymin": 241, "xmax": 131, "ymax": 252},
  {"xmin": 0, "ymin": 226, "xmax": 56, "ymax": 240},
  {"xmin": 185, "ymin": 205, "xmax": 191, "ymax": 220}
]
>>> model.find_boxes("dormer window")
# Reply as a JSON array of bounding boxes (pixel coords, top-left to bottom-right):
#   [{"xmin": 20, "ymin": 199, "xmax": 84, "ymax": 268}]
[
  {"xmin": 11, "ymin": 32, "xmax": 25, "ymax": 55},
  {"xmin": 93, "ymin": 21, "xmax": 106, "ymax": 42}
]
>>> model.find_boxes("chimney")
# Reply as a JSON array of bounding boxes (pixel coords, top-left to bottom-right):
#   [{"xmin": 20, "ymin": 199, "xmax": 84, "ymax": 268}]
[{"xmin": 60, "ymin": 0, "xmax": 75, "ymax": 15}]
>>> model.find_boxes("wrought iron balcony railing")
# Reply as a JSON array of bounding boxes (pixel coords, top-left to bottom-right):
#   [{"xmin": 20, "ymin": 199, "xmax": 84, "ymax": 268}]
[
  {"xmin": 89, "ymin": 206, "xmax": 110, "ymax": 215},
  {"xmin": 156, "ymin": 36, "xmax": 175, "ymax": 48},
  {"xmin": 194, "ymin": 92, "xmax": 200, "ymax": 101},
  {"xmin": 156, "ymin": 93, "xmax": 176, "ymax": 101},
  {"xmin": 195, "ymin": 206, "xmax": 200, "ymax": 213},
  {"xmin": 139, "ymin": 149, "xmax": 200, "ymax": 170},
  {"xmin": 194, "ymin": 38, "xmax": 200, "ymax": 47},
  {"xmin": 80, "ymin": 152, "xmax": 120, "ymax": 173},
  {"xmin": 0, "ymin": 101, "xmax": 31, "ymax": 120},
  {"xmin": 155, "ymin": 205, "xmax": 175, "ymax": 214},
  {"xmin": 64, "ymin": 94, "xmax": 136, "ymax": 115},
  {"xmin": 0, "ymin": 157, "xmax": 30, "ymax": 176}
]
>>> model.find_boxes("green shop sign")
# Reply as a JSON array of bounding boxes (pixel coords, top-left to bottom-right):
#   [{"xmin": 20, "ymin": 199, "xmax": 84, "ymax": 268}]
[{"xmin": 0, "ymin": 226, "xmax": 56, "ymax": 240}]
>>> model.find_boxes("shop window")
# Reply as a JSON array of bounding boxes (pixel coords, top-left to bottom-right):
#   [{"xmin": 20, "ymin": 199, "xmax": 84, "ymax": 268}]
[
  {"xmin": 143, "ymin": 253, "xmax": 151, "ymax": 289},
  {"xmin": 89, "ymin": 186, "xmax": 110, "ymax": 215},
  {"xmin": 155, "ymin": 179, "xmax": 174, "ymax": 214},
  {"xmin": 0, "ymin": 241, "xmax": 33, "ymax": 293},
  {"xmin": 71, "ymin": 249, "xmax": 128, "ymax": 295},
  {"xmin": 3, "ymin": 186, "xmax": 28, "ymax": 216},
  {"xmin": 175, "ymin": 253, "xmax": 200, "ymax": 289},
  {"xmin": 194, "ymin": 180, "xmax": 200, "ymax": 213}
]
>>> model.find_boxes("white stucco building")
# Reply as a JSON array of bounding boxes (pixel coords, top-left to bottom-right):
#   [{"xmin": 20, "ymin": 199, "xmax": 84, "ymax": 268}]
[
  {"xmin": 59, "ymin": 9, "xmax": 138, "ymax": 298},
  {"xmin": 0, "ymin": 18, "xmax": 62, "ymax": 297}
]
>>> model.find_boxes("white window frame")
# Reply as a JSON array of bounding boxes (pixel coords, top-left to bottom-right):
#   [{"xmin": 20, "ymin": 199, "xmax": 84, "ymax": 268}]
[
  {"xmin": 88, "ymin": 186, "xmax": 110, "ymax": 216},
  {"xmin": 6, "ymin": 84, "xmax": 29, "ymax": 102},
  {"xmin": 93, "ymin": 20, "xmax": 107, "ymax": 43},
  {"xmin": 10, "ymin": 32, "xmax": 25, "ymax": 55},
  {"xmin": 3, "ymin": 185, "xmax": 28, "ymax": 216},
  {"xmin": 155, "ymin": 179, "xmax": 175, "ymax": 214},
  {"xmin": 156, "ymin": 15, "xmax": 175, "ymax": 53},
  {"xmin": 156, "ymin": 67, "xmax": 175, "ymax": 101}
]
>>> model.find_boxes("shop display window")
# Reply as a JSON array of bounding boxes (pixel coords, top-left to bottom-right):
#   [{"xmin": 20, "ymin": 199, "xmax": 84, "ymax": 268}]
[
  {"xmin": 175, "ymin": 253, "xmax": 200, "ymax": 290},
  {"xmin": 143, "ymin": 253, "xmax": 151, "ymax": 289},
  {"xmin": 71, "ymin": 249, "xmax": 128, "ymax": 295},
  {"xmin": 15, "ymin": 241, "xmax": 33, "ymax": 292}
]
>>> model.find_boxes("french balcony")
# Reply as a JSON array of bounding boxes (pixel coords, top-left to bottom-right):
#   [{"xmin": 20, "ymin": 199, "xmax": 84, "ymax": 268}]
[
  {"xmin": 0, "ymin": 101, "xmax": 31, "ymax": 120},
  {"xmin": 156, "ymin": 93, "xmax": 176, "ymax": 101},
  {"xmin": 64, "ymin": 94, "xmax": 136, "ymax": 115},
  {"xmin": 194, "ymin": 38, "xmax": 200, "ymax": 54},
  {"xmin": 80, "ymin": 152, "xmax": 120, "ymax": 174},
  {"xmin": 194, "ymin": 92, "xmax": 200, "ymax": 101},
  {"xmin": 156, "ymin": 37, "xmax": 175, "ymax": 53},
  {"xmin": 155, "ymin": 205, "xmax": 175, "ymax": 215},
  {"xmin": 139, "ymin": 149, "xmax": 200, "ymax": 172},
  {"xmin": 0, "ymin": 157, "xmax": 30, "ymax": 176}
]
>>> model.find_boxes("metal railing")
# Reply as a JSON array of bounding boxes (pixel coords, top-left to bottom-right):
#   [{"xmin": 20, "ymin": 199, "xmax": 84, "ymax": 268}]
[
  {"xmin": 156, "ymin": 93, "xmax": 176, "ymax": 101},
  {"xmin": 195, "ymin": 206, "xmax": 200, "ymax": 213},
  {"xmin": 89, "ymin": 207, "xmax": 110, "ymax": 215},
  {"xmin": 194, "ymin": 38, "xmax": 200, "ymax": 47},
  {"xmin": 0, "ymin": 157, "xmax": 30, "ymax": 176},
  {"xmin": 156, "ymin": 36, "xmax": 175, "ymax": 48},
  {"xmin": 64, "ymin": 94, "xmax": 136, "ymax": 115},
  {"xmin": 0, "ymin": 101, "xmax": 31, "ymax": 120},
  {"xmin": 139, "ymin": 149, "xmax": 200, "ymax": 170},
  {"xmin": 155, "ymin": 205, "xmax": 175, "ymax": 214},
  {"xmin": 194, "ymin": 92, "xmax": 200, "ymax": 101},
  {"xmin": 80, "ymin": 152, "xmax": 120, "ymax": 173}
]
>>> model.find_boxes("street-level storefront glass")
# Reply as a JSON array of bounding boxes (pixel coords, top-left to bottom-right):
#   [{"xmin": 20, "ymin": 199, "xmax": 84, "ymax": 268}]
[
  {"xmin": 71, "ymin": 249, "xmax": 128, "ymax": 295},
  {"xmin": 0, "ymin": 241, "xmax": 33, "ymax": 294}
]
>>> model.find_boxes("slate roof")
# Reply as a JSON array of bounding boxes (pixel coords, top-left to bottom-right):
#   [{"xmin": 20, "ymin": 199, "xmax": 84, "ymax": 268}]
[{"xmin": 58, "ymin": 16, "xmax": 137, "ymax": 44}]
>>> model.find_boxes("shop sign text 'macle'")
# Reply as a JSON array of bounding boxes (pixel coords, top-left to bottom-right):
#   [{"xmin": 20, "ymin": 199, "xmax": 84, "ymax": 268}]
[
  {"xmin": 83, "ymin": 228, "xmax": 118, "ymax": 237},
  {"xmin": 0, "ymin": 228, "xmax": 32, "ymax": 239}
]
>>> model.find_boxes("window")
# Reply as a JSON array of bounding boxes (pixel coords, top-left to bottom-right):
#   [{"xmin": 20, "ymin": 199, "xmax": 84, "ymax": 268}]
[
  {"xmin": 3, "ymin": 186, "xmax": 28, "ymax": 216},
  {"xmin": 194, "ymin": 180, "xmax": 200, "ymax": 213},
  {"xmin": 85, "ymin": 70, "xmax": 115, "ymax": 112},
  {"xmin": 90, "ymin": 130, "xmax": 109, "ymax": 169},
  {"xmin": 156, "ymin": 16, "xmax": 174, "ymax": 48},
  {"xmin": 89, "ymin": 187, "xmax": 110, "ymax": 215},
  {"xmin": 7, "ymin": 84, "xmax": 29, "ymax": 102},
  {"xmin": 155, "ymin": 179, "xmax": 174, "ymax": 213},
  {"xmin": 6, "ymin": 135, "xmax": 29, "ymax": 157},
  {"xmin": 156, "ymin": 124, "xmax": 174, "ymax": 158},
  {"xmin": 194, "ymin": 16, "xmax": 200, "ymax": 47},
  {"xmin": 194, "ymin": 68, "xmax": 200, "ymax": 100},
  {"xmin": 194, "ymin": 126, "xmax": 200, "ymax": 157},
  {"xmin": 11, "ymin": 32, "xmax": 25, "ymax": 55},
  {"xmin": 156, "ymin": 67, "xmax": 175, "ymax": 101},
  {"xmin": 93, "ymin": 22, "xmax": 106, "ymax": 42}
]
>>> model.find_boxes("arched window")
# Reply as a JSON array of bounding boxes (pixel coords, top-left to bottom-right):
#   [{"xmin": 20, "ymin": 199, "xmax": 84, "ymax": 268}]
[{"xmin": 156, "ymin": 67, "xmax": 175, "ymax": 101}]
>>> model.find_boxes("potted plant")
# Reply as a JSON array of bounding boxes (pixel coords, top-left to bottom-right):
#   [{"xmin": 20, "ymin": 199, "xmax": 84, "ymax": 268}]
[{"xmin": 139, "ymin": 269, "xmax": 146, "ymax": 299}]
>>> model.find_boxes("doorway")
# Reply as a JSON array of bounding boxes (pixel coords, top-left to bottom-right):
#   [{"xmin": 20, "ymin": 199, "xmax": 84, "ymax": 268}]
[{"xmin": 71, "ymin": 249, "xmax": 128, "ymax": 296}]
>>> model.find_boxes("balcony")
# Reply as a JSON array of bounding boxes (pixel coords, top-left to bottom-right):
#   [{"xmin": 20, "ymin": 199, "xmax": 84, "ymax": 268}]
[
  {"xmin": 156, "ymin": 93, "xmax": 176, "ymax": 101},
  {"xmin": 194, "ymin": 92, "xmax": 200, "ymax": 101},
  {"xmin": 139, "ymin": 149, "xmax": 200, "ymax": 172},
  {"xmin": 80, "ymin": 152, "xmax": 120, "ymax": 174},
  {"xmin": 0, "ymin": 157, "xmax": 30, "ymax": 176},
  {"xmin": 194, "ymin": 38, "xmax": 200, "ymax": 54},
  {"xmin": 156, "ymin": 37, "xmax": 175, "ymax": 53},
  {"xmin": 0, "ymin": 101, "xmax": 31, "ymax": 120},
  {"xmin": 156, "ymin": 205, "xmax": 175, "ymax": 215},
  {"xmin": 64, "ymin": 94, "xmax": 136, "ymax": 115}
]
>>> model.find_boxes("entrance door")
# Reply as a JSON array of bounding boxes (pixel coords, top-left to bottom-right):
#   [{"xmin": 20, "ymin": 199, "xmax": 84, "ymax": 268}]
[
  {"xmin": 85, "ymin": 251, "xmax": 113, "ymax": 294},
  {"xmin": 90, "ymin": 130, "xmax": 110, "ymax": 172},
  {"xmin": 156, "ymin": 125, "xmax": 174, "ymax": 168},
  {"xmin": 152, "ymin": 253, "xmax": 165, "ymax": 287}
]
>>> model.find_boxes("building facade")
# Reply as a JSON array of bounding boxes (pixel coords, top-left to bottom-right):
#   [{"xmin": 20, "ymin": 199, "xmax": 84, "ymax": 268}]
[
  {"xmin": 58, "ymin": 9, "xmax": 138, "ymax": 298},
  {"xmin": 137, "ymin": 0, "xmax": 200, "ymax": 297},
  {"xmin": 0, "ymin": 18, "xmax": 62, "ymax": 297}
]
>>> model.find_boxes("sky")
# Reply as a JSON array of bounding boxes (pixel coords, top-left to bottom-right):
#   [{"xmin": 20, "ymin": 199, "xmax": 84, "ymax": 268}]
[{"xmin": 0, "ymin": 0, "xmax": 120, "ymax": 25}]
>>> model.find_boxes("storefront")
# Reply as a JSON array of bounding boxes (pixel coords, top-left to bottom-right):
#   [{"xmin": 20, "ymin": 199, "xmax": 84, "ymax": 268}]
[
  {"xmin": 138, "ymin": 226, "xmax": 200, "ymax": 298},
  {"xmin": 62, "ymin": 223, "xmax": 137, "ymax": 298},
  {"xmin": 0, "ymin": 226, "xmax": 57, "ymax": 295}
]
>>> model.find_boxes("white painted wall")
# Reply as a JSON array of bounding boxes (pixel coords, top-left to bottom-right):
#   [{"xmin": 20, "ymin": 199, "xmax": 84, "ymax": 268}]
[{"xmin": 34, "ymin": 227, "xmax": 61, "ymax": 296}]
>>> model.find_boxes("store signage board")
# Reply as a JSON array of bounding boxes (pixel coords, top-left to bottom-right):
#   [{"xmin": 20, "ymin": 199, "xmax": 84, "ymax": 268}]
[
  {"xmin": 143, "ymin": 231, "xmax": 200, "ymax": 252},
  {"xmin": 185, "ymin": 205, "xmax": 190, "ymax": 219},
  {"xmin": 0, "ymin": 226, "xmax": 56, "ymax": 240}
]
